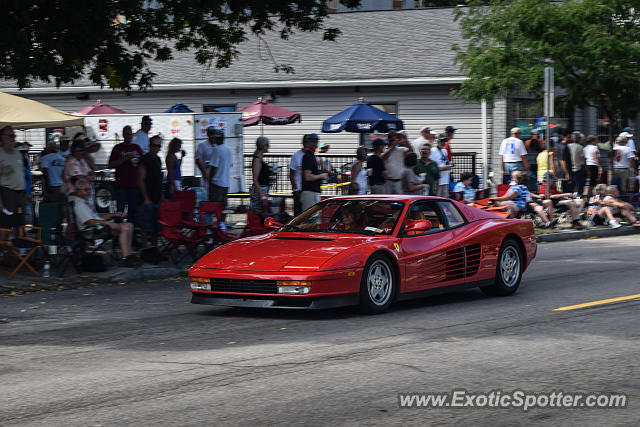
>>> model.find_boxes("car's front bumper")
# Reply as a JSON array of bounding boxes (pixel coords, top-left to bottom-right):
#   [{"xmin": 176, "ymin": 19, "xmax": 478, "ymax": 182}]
[{"xmin": 191, "ymin": 292, "xmax": 359, "ymax": 309}]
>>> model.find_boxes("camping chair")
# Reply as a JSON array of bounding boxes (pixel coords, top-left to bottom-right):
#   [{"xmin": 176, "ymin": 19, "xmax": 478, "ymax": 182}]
[
  {"xmin": 158, "ymin": 201, "xmax": 206, "ymax": 263},
  {"xmin": 497, "ymin": 184, "xmax": 511, "ymax": 197},
  {"xmin": 199, "ymin": 201, "xmax": 236, "ymax": 244},
  {"xmin": 173, "ymin": 189, "xmax": 208, "ymax": 238},
  {"xmin": 449, "ymin": 191, "xmax": 464, "ymax": 202},
  {"xmin": 241, "ymin": 211, "xmax": 269, "ymax": 237},
  {"xmin": 0, "ymin": 224, "xmax": 43, "ymax": 278}
]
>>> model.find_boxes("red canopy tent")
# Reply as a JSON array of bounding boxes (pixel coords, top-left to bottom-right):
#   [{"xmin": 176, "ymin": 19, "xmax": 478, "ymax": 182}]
[
  {"xmin": 237, "ymin": 98, "xmax": 301, "ymax": 134},
  {"xmin": 74, "ymin": 101, "xmax": 127, "ymax": 115}
]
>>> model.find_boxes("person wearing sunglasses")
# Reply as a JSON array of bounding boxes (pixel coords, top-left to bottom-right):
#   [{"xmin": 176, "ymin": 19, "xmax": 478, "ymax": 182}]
[
  {"xmin": 138, "ymin": 135, "xmax": 163, "ymax": 249},
  {"xmin": 63, "ymin": 136, "xmax": 93, "ymax": 195}
]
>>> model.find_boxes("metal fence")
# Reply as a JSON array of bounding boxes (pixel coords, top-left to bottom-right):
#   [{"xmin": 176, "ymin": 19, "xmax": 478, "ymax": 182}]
[{"xmin": 243, "ymin": 152, "xmax": 477, "ymax": 196}]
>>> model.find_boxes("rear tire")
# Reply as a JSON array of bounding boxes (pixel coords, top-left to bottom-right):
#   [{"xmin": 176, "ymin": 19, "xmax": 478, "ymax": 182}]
[
  {"xmin": 481, "ymin": 238, "xmax": 523, "ymax": 296},
  {"xmin": 359, "ymin": 254, "xmax": 396, "ymax": 314}
]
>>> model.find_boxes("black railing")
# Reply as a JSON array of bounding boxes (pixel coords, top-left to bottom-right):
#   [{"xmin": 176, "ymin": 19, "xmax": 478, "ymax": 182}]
[{"xmin": 244, "ymin": 152, "xmax": 477, "ymax": 195}]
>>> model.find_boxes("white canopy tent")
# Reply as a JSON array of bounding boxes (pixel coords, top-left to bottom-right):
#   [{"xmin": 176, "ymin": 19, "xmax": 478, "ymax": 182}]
[{"xmin": 0, "ymin": 92, "xmax": 84, "ymax": 129}]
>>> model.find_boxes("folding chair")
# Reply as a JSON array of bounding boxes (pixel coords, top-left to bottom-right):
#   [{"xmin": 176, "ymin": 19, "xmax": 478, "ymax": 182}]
[
  {"xmin": 241, "ymin": 211, "xmax": 269, "ymax": 237},
  {"xmin": 0, "ymin": 225, "xmax": 43, "ymax": 278},
  {"xmin": 497, "ymin": 184, "xmax": 511, "ymax": 197},
  {"xmin": 449, "ymin": 191, "xmax": 464, "ymax": 201},
  {"xmin": 199, "ymin": 201, "xmax": 236, "ymax": 244},
  {"xmin": 158, "ymin": 201, "xmax": 205, "ymax": 263}
]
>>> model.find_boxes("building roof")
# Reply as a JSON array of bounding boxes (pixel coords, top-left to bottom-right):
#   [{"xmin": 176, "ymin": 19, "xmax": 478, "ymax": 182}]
[{"xmin": 1, "ymin": 8, "xmax": 465, "ymax": 92}]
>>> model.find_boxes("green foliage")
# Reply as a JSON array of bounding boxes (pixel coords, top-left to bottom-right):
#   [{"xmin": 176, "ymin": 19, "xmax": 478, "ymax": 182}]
[
  {"xmin": 453, "ymin": 0, "xmax": 640, "ymax": 121},
  {"xmin": 1, "ymin": 0, "xmax": 362, "ymax": 90}
]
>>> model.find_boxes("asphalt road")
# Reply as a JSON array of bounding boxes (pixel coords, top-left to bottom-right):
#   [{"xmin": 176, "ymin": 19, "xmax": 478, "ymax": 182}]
[{"xmin": 1, "ymin": 236, "xmax": 639, "ymax": 426}]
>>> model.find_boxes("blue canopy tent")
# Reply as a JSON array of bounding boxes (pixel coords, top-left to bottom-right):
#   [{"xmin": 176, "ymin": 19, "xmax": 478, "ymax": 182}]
[
  {"xmin": 164, "ymin": 104, "xmax": 194, "ymax": 113},
  {"xmin": 322, "ymin": 98, "xmax": 403, "ymax": 134}
]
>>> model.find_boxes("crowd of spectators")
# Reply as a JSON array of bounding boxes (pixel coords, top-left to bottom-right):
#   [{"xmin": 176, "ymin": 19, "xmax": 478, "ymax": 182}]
[{"xmin": 2, "ymin": 118, "xmax": 640, "ymax": 275}]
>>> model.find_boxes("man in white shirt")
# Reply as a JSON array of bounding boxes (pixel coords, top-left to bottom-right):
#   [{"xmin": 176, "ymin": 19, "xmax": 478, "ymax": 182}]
[
  {"xmin": 69, "ymin": 178, "xmax": 138, "ymax": 267},
  {"xmin": 207, "ymin": 128, "xmax": 233, "ymax": 213},
  {"xmin": 411, "ymin": 126, "xmax": 435, "ymax": 155},
  {"xmin": 288, "ymin": 136, "xmax": 309, "ymax": 216},
  {"xmin": 195, "ymin": 126, "xmax": 218, "ymax": 196},
  {"xmin": 133, "ymin": 116, "xmax": 152, "ymax": 154},
  {"xmin": 612, "ymin": 135, "xmax": 636, "ymax": 192},
  {"xmin": 499, "ymin": 127, "xmax": 529, "ymax": 184},
  {"xmin": 622, "ymin": 127, "xmax": 636, "ymax": 156},
  {"xmin": 382, "ymin": 130, "xmax": 410, "ymax": 194},
  {"xmin": 429, "ymin": 133, "xmax": 453, "ymax": 197}
]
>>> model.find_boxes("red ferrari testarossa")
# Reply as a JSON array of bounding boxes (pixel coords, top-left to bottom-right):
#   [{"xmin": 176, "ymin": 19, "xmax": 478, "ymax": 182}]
[{"xmin": 189, "ymin": 196, "xmax": 536, "ymax": 313}]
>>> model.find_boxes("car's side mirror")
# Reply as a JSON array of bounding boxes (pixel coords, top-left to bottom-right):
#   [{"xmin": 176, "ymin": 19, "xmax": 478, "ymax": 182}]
[
  {"xmin": 264, "ymin": 217, "xmax": 283, "ymax": 230},
  {"xmin": 404, "ymin": 219, "xmax": 432, "ymax": 234}
]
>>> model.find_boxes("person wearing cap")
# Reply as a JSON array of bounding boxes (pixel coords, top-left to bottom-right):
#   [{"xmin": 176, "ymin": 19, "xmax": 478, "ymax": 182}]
[
  {"xmin": 367, "ymin": 139, "xmax": 388, "ymax": 194},
  {"xmin": 524, "ymin": 129, "xmax": 544, "ymax": 175},
  {"xmin": 300, "ymin": 134, "xmax": 328, "ymax": 211},
  {"xmin": 138, "ymin": 135, "xmax": 164, "ymax": 249},
  {"xmin": 412, "ymin": 127, "xmax": 433, "ymax": 155},
  {"xmin": 430, "ymin": 133, "xmax": 453, "ymax": 197},
  {"xmin": 39, "ymin": 141, "xmax": 67, "ymax": 206},
  {"xmin": 0, "ymin": 126, "xmax": 26, "ymax": 228},
  {"xmin": 108, "ymin": 125, "xmax": 143, "ymax": 226},
  {"xmin": 381, "ymin": 130, "xmax": 410, "ymax": 194},
  {"xmin": 622, "ymin": 127, "xmax": 636, "ymax": 157},
  {"xmin": 499, "ymin": 127, "xmax": 528, "ymax": 184},
  {"xmin": 612, "ymin": 135, "xmax": 636, "ymax": 192},
  {"xmin": 59, "ymin": 135, "xmax": 71, "ymax": 158},
  {"xmin": 288, "ymin": 136, "xmax": 308, "ymax": 216},
  {"xmin": 207, "ymin": 127, "xmax": 233, "ymax": 216},
  {"xmin": 133, "ymin": 115, "xmax": 153, "ymax": 154},
  {"xmin": 63, "ymin": 136, "xmax": 93, "ymax": 195},
  {"xmin": 443, "ymin": 126, "xmax": 457, "ymax": 162},
  {"xmin": 195, "ymin": 126, "xmax": 219, "ymax": 197}
]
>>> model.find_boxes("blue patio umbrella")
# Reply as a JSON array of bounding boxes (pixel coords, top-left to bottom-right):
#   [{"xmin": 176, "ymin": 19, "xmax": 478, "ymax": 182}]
[
  {"xmin": 322, "ymin": 98, "xmax": 404, "ymax": 133},
  {"xmin": 164, "ymin": 103, "xmax": 194, "ymax": 113}
]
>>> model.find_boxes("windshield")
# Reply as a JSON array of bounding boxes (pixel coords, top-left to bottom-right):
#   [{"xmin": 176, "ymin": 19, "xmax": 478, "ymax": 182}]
[{"xmin": 280, "ymin": 200, "xmax": 405, "ymax": 235}]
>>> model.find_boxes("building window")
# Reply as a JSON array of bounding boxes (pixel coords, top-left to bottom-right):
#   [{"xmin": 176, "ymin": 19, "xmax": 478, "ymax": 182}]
[
  {"xmin": 368, "ymin": 102, "xmax": 398, "ymax": 116},
  {"xmin": 203, "ymin": 104, "xmax": 236, "ymax": 113}
]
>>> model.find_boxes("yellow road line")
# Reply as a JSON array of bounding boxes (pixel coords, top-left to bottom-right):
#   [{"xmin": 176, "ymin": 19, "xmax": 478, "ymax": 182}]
[{"xmin": 553, "ymin": 294, "xmax": 640, "ymax": 311}]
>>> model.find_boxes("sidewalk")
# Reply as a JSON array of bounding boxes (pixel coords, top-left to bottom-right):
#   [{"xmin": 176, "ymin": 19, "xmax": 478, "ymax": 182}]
[{"xmin": 1, "ymin": 225, "xmax": 638, "ymax": 296}]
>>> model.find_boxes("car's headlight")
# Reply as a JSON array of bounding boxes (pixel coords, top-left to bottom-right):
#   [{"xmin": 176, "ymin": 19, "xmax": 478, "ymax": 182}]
[
  {"xmin": 190, "ymin": 277, "xmax": 211, "ymax": 291},
  {"xmin": 277, "ymin": 280, "xmax": 312, "ymax": 295}
]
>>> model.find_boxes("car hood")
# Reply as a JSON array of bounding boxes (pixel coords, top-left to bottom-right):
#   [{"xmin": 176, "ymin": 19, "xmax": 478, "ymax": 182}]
[{"xmin": 193, "ymin": 233, "xmax": 375, "ymax": 271}]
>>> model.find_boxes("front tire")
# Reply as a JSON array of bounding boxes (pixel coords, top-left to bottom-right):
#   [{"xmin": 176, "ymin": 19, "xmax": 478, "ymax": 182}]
[
  {"xmin": 481, "ymin": 238, "xmax": 523, "ymax": 296},
  {"xmin": 359, "ymin": 254, "xmax": 396, "ymax": 314}
]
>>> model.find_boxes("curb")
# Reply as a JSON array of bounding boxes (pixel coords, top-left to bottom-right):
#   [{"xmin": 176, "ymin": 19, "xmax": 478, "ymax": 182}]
[
  {"xmin": 109, "ymin": 265, "xmax": 185, "ymax": 282},
  {"xmin": 536, "ymin": 226, "xmax": 640, "ymax": 243}
]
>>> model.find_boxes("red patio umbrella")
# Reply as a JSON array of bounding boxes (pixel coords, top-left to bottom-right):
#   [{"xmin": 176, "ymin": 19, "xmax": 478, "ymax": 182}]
[
  {"xmin": 238, "ymin": 97, "xmax": 301, "ymax": 134},
  {"xmin": 74, "ymin": 100, "xmax": 127, "ymax": 115}
]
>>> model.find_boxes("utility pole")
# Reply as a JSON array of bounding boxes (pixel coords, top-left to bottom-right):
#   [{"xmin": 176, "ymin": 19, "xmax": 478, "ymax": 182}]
[{"xmin": 544, "ymin": 66, "xmax": 554, "ymax": 199}]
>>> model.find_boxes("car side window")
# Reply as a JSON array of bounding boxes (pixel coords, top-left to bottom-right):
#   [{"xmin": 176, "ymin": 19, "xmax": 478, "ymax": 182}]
[
  {"xmin": 437, "ymin": 201, "xmax": 466, "ymax": 228},
  {"xmin": 401, "ymin": 201, "xmax": 446, "ymax": 236}
]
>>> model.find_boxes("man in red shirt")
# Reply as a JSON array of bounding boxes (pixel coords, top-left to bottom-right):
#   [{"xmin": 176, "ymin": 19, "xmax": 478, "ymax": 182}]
[{"xmin": 108, "ymin": 125, "xmax": 143, "ymax": 226}]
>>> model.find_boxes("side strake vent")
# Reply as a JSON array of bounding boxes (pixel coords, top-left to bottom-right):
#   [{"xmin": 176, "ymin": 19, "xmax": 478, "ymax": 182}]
[{"xmin": 445, "ymin": 243, "xmax": 481, "ymax": 280}]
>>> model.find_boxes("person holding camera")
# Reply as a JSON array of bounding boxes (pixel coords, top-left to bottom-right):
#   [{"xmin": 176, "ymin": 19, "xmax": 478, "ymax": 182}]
[{"xmin": 430, "ymin": 133, "xmax": 453, "ymax": 197}]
